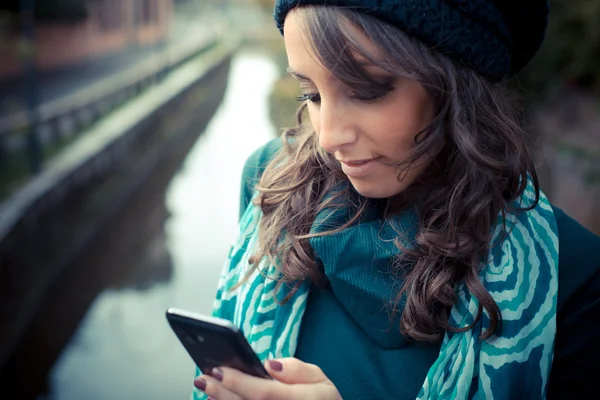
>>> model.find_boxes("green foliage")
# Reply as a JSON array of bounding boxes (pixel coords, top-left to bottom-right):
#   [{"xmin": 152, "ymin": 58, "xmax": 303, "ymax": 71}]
[
  {"xmin": 254, "ymin": 0, "xmax": 275, "ymax": 11},
  {"xmin": 269, "ymin": 74, "xmax": 301, "ymax": 133},
  {"xmin": 519, "ymin": 0, "xmax": 600, "ymax": 100},
  {"xmin": 266, "ymin": 42, "xmax": 302, "ymax": 134}
]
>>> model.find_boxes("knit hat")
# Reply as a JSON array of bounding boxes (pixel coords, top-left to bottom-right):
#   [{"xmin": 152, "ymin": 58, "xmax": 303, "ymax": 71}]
[{"xmin": 273, "ymin": 0, "xmax": 549, "ymax": 81}]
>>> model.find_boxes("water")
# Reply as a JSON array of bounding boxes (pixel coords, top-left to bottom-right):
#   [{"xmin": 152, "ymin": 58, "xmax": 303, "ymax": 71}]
[{"xmin": 44, "ymin": 50, "xmax": 279, "ymax": 400}]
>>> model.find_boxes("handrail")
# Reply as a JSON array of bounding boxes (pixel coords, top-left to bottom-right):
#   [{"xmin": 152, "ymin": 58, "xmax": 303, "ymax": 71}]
[
  {"xmin": 0, "ymin": 32, "xmax": 218, "ymax": 138},
  {"xmin": 0, "ymin": 35, "xmax": 238, "ymax": 242}
]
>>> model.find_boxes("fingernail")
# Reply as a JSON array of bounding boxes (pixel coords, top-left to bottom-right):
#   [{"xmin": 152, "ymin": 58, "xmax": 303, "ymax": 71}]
[
  {"xmin": 210, "ymin": 367, "xmax": 224, "ymax": 382},
  {"xmin": 194, "ymin": 378, "xmax": 207, "ymax": 391},
  {"xmin": 268, "ymin": 360, "xmax": 283, "ymax": 372}
]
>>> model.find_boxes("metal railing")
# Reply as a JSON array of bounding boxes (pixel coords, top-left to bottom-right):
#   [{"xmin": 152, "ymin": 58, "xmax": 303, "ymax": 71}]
[
  {"xmin": 0, "ymin": 31, "xmax": 219, "ymax": 176},
  {"xmin": 0, "ymin": 33, "xmax": 238, "ymax": 243}
]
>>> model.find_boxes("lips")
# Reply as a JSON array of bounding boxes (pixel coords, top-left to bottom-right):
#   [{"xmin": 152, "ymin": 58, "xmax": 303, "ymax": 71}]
[
  {"xmin": 339, "ymin": 157, "xmax": 379, "ymax": 166},
  {"xmin": 343, "ymin": 160, "xmax": 370, "ymax": 166},
  {"xmin": 339, "ymin": 157, "xmax": 381, "ymax": 178}
]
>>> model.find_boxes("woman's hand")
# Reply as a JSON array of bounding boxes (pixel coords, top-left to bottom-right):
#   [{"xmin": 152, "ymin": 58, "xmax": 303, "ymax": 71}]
[{"xmin": 194, "ymin": 357, "xmax": 342, "ymax": 400}]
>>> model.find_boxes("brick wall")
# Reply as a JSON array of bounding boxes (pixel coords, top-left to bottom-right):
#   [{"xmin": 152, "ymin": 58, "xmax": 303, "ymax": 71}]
[{"xmin": 0, "ymin": 0, "xmax": 172, "ymax": 79}]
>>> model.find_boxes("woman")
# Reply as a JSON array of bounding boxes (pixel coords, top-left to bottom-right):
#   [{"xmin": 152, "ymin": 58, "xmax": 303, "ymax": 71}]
[{"xmin": 193, "ymin": 1, "xmax": 600, "ymax": 399}]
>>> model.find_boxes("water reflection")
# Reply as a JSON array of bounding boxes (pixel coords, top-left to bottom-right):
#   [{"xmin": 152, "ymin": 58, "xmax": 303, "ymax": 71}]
[{"xmin": 44, "ymin": 49, "xmax": 279, "ymax": 400}]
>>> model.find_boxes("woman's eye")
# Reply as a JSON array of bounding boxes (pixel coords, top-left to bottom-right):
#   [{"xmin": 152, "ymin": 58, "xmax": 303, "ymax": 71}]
[
  {"xmin": 352, "ymin": 87, "xmax": 395, "ymax": 104},
  {"xmin": 296, "ymin": 93, "xmax": 321, "ymax": 104},
  {"xmin": 295, "ymin": 87, "xmax": 394, "ymax": 105}
]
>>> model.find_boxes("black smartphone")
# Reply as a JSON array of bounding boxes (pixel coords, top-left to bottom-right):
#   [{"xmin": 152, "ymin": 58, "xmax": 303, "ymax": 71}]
[{"xmin": 166, "ymin": 307, "xmax": 271, "ymax": 379}]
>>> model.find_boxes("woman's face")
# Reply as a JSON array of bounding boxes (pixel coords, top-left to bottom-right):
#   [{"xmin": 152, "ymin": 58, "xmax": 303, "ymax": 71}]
[{"xmin": 284, "ymin": 10, "xmax": 435, "ymax": 198}]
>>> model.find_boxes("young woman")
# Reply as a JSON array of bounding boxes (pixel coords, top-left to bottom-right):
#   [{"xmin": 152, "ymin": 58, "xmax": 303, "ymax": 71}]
[{"xmin": 192, "ymin": 1, "xmax": 600, "ymax": 399}]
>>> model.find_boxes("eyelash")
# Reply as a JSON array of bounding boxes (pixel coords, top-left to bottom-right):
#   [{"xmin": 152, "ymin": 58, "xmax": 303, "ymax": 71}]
[
  {"xmin": 295, "ymin": 88, "xmax": 394, "ymax": 105},
  {"xmin": 296, "ymin": 93, "xmax": 322, "ymax": 103}
]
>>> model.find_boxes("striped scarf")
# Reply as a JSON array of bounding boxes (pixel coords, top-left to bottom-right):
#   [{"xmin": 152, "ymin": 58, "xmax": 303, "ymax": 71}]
[{"xmin": 193, "ymin": 180, "xmax": 559, "ymax": 399}]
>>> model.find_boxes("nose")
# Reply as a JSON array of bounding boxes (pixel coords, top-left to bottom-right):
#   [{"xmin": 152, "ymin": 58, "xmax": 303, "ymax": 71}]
[{"xmin": 317, "ymin": 99, "xmax": 357, "ymax": 154}]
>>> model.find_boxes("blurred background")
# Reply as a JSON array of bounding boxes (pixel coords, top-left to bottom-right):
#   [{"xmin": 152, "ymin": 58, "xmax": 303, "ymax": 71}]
[{"xmin": 0, "ymin": 0, "xmax": 598, "ymax": 399}]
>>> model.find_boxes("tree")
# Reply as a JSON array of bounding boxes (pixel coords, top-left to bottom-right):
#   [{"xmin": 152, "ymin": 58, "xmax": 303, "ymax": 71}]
[{"xmin": 519, "ymin": 0, "xmax": 600, "ymax": 99}]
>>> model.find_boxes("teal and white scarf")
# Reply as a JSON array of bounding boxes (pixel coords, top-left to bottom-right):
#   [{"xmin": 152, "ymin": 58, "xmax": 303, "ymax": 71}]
[{"xmin": 194, "ymin": 180, "xmax": 559, "ymax": 399}]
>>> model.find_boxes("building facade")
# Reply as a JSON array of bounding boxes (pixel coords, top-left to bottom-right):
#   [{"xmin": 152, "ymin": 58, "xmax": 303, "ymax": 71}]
[{"xmin": 0, "ymin": 0, "xmax": 173, "ymax": 80}]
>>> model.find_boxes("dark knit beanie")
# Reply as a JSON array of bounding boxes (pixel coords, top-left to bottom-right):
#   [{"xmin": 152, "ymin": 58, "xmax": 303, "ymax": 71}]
[{"xmin": 273, "ymin": 0, "xmax": 549, "ymax": 81}]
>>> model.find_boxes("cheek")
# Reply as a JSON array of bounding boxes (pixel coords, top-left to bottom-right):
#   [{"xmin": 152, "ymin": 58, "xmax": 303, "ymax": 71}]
[
  {"xmin": 374, "ymin": 97, "xmax": 433, "ymax": 154},
  {"xmin": 307, "ymin": 105, "xmax": 320, "ymax": 132},
  {"xmin": 370, "ymin": 111, "xmax": 420, "ymax": 154}
]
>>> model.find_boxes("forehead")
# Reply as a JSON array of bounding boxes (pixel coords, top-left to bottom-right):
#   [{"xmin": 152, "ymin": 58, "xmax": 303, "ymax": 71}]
[
  {"xmin": 283, "ymin": 8, "xmax": 381, "ymax": 75},
  {"xmin": 283, "ymin": 10, "xmax": 319, "ymax": 69}
]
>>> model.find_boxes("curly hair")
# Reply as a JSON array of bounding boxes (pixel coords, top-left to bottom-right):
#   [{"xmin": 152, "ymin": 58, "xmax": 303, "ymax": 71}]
[{"xmin": 247, "ymin": 5, "xmax": 539, "ymax": 342}]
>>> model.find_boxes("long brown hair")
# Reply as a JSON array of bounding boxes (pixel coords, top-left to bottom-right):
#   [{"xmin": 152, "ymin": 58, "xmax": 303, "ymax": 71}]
[{"xmin": 249, "ymin": 6, "xmax": 538, "ymax": 342}]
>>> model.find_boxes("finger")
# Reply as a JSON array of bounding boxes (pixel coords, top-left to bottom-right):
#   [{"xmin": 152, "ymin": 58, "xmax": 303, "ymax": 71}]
[
  {"xmin": 195, "ymin": 374, "xmax": 243, "ymax": 400},
  {"xmin": 217, "ymin": 366, "xmax": 293, "ymax": 400},
  {"xmin": 264, "ymin": 358, "xmax": 330, "ymax": 385}
]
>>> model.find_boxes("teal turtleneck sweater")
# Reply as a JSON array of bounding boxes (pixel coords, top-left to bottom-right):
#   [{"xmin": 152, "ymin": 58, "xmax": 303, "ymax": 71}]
[{"xmin": 239, "ymin": 139, "xmax": 600, "ymax": 399}]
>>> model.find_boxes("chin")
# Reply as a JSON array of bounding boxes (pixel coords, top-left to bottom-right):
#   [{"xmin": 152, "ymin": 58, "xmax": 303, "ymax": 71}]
[{"xmin": 349, "ymin": 179, "xmax": 406, "ymax": 199}]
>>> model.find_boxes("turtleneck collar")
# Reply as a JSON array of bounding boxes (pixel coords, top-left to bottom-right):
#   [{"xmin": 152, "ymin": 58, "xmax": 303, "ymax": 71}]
[{"xmin": 308, "ymin": 184, "xmax": 419, "ymax": 348}]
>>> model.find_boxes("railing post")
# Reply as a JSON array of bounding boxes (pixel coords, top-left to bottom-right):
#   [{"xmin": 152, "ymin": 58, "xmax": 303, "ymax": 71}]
[{"xmin": 20, "ymin": 0, "xmax": 42, "ymax": 174}]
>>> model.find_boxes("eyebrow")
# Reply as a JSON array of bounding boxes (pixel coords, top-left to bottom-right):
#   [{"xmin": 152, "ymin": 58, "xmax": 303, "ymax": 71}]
[{"xmin": 286, "ymin": 67, "xmax": 312, "ymax": 82}]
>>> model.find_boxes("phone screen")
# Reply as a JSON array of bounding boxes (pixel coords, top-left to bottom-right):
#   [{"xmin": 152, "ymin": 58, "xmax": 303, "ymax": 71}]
[{"xmin": 166, "ymin": 308, "xmax": 271, "ymax": 379}]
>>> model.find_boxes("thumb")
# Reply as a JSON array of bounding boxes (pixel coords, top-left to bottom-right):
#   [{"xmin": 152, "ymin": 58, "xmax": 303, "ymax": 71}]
[{"xmin": 264, "ymin": 357, "xmax": 331, "ymax": 385}]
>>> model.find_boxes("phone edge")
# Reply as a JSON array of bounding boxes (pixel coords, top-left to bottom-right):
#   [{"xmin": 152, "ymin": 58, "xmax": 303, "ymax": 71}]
[{"xmin": 166, "ymin": 307, "xmax": 240, "ymax": 334}]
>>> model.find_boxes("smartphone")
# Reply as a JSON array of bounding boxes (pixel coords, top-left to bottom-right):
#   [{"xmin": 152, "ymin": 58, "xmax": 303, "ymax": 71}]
[{"xmin": 166, "ymin": 307, "xmax": 271, "ymax": 379}]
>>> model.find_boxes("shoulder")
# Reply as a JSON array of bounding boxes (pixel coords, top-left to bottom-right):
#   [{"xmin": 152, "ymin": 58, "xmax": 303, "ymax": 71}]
[
  {"xmin": 238, "ymin": 138, "xmax": 284, "ymax": 218},
  {"xmin": 553, "ymin": 205, "xmax": 600, "ymax": 311},
  {"xmin": 548, "ymin": 205, "xmax": 600, "ymax": 398},
  {"xmin": 241, "ymin": 138, "xmax": 284, "ymax": 185}
]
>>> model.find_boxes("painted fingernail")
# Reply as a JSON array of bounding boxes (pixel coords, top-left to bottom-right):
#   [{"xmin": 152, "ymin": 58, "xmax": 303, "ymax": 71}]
[
  {"xmin": 268, "ymin": 360, "xmax": 283, "ymax": 372},
  {"xmin": 193, "ymin": 378, "xmax": 207, "ymax": 391},
  {"xmin": 211, "ymin": 367, "xmax": 224, "ymax": 382}
]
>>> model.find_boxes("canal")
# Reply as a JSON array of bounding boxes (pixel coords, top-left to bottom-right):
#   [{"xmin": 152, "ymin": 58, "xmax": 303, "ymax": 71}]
[{"xmin": 39, "ymin": 49, "xmax": 279, "ymax": 400}]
